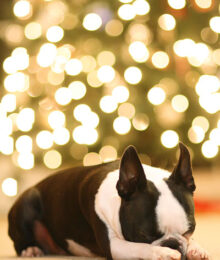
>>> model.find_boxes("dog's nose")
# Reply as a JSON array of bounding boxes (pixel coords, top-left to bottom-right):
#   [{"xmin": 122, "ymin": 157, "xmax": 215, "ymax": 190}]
[
  {"xmin": 161, "ymin": 238, "xmax": 180, "ymax": 250},
  {"xmin": 161, "ymin": 238, "xmax": 186, "ymax": 260}
]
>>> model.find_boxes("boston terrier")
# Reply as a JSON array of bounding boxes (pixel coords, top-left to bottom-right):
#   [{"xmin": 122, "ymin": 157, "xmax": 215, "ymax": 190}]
[{"xmin": 8, "ymin": 142, "xmax": 209, "ymax": 260}]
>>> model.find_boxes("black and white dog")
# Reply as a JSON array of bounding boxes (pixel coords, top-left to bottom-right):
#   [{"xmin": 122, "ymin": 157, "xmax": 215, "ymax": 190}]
[{"xmin": 8, "ymin": 143, "xmax": 209, "ymax": 259}]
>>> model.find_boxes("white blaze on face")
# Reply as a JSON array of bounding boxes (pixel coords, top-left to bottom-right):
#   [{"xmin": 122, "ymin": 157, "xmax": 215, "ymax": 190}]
[{"xmin": 154, "ymin": 179, "xmax": 189, "ymax": 235}]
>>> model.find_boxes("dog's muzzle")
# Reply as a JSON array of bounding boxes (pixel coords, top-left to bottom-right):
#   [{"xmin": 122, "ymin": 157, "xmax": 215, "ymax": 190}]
[{"xmin": 161, "ymin": 238, "xmax": 186, "ymax": 260}]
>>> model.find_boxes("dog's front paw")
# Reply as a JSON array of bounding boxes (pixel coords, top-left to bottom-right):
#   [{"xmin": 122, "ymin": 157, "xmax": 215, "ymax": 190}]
[
  {"xmin": 21, "ymin": 246, "xmax": 44, "ymax": 257},
  {"xmin": 151, "ymin": 246, "xmax": 181, "ymax": 260},
  {"xmin": 187, "ymin": 241, "xmax": 210, "ymax": 260}
]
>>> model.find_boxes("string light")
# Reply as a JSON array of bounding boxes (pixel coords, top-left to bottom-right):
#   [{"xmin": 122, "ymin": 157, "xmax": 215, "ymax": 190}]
[
  {"xmin": 0, "ymin": 0, "xmax": 219, "ymax": 186},
  {"xmin": 1, "ymin": 178, "xmax": 17, "ymax": 197}
]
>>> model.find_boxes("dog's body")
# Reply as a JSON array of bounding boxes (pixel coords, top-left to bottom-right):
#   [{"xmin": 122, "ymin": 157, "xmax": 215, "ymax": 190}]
[{"xmin": 8, "ymin": 143, "xmax": 209, "ymax": 259}]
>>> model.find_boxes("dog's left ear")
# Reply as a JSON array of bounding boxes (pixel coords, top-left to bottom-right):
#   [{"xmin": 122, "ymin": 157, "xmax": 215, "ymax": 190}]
[
  {"xmin": 169, "ymin": 142, "xmax": 196, "ymax": 192},
  {"xmin": 116, "ymin": 145, "xmax": 146, "ymax": 199}
]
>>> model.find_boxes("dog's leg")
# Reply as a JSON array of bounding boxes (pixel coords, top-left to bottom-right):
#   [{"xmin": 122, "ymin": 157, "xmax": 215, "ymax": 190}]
[
  {"xmin": 186, "ymin": 239, "xmax": 210, "ymax": 260},
  {"xmin": 110, "ymin": 236, "xmax": 181, "ymax": 260}
]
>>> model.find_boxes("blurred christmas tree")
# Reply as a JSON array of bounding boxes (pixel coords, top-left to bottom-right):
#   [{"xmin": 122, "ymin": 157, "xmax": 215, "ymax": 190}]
[{"xmin": 0, "ymin": 0, "xmax": 220, "ymax": 184}]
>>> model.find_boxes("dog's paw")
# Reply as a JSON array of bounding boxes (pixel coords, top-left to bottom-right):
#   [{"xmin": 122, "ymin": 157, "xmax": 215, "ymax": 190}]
[
  {"xmin": 151, "ymin": 246, "xmax": 181, "ymax": 260},
  {"xmin": 187, "ymin": 241, "xmax": 210, "ymax": 260},
  {"xmin": 21, "ymin": 246, "xmax": 44, "ymax": 257}
]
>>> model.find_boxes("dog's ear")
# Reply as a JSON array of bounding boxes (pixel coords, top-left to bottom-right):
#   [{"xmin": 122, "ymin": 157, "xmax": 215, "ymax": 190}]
[
  {"xmin": 116, "ymin": 145, "xmax": 146, "ymax": 199},
  {"xmin": 169, "ymin": 142, "xmax": 196, "ymax": 192}
]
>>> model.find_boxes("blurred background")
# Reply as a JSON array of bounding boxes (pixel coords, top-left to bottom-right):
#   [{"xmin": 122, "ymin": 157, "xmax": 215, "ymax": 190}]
[{"xmin": 0, "ymin": 0, "xmax": 220, "ymax": 258}]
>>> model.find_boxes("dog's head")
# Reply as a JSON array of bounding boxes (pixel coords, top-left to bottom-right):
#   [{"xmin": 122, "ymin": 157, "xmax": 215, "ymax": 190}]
[{"xmin": 116, "ymin": 143, "xmax": 196, "ymax": 257}]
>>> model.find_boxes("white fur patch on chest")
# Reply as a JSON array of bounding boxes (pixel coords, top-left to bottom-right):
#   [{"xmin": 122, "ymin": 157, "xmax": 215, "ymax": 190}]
[{"xmin": 154, "ymin": 180, "xmax": 189, "ymax": 235}]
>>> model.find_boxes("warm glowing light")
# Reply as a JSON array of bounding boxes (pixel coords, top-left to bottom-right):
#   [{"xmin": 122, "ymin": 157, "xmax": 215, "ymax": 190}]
[
  {"xmin": 25, "ymin": 22, "xmax": 42, "ymax": 40},
  {"xmin": 124, "ymin": 66, "xmax": 142, "ymax": 85},
  {"xmin": 133, "ymin": 0, "xmax": 150, "ymax": 15},
  {"xmin": 195, "ymin": 0, "xmax": 212, "ymax": 9},
  {"xmin": 83, "ymin": 13, "xmax": 102, "ymax": 31},
  {"xmin": 168, "ymin": 0, "xmax": 186, "ymax": 9},
  {"xmin": 2, "ymin": 178, "xmax": 17, "ymax": 197},
  {"xmin": 132, "ymin": 113, "xmax": 149, "ymax": 131},
  {"xmin": 112, "ymin": 86, "xmax": 129, "ymax": 103},
  {"xmin": 99, "ymin": 145, "xmax": 117, "ymax": 162},
  {"xmin": 37, "ymin": 43, "xmax": 57, "ymax": 68},
  {"xmin": 4, "ymin": 72, "xmax": 29, "ymax": 92},
  {"xmin": 129, "ymin": 41, "xmax": 150, "ymax": 63},
  {"xmin": 199, "ymin": 93, "xmax": 220, "ymax": 114},
  {"xmin": 0, "ymin": 136, "xmax": 14, "ymax": 155},
  {"xmin": 195, "ymin": 75, "xmax": 220, "ymax": 96},
  {"xmin": 48, "ymin": 111, "xmax": 66, "ymax": 129},
  {"xmin": 105, "ymin": 19, "xmax": 124, "ymax": 37},
  {"xmin": 3, "ymin": 57, "xmax": 17, "ymax": 74},
  {"xmin": 118, "ymin": 103, "xmax": 135, "ymax": 119},
  {"xmin": 55, "ymin": 87, "xmax": 72, "ymax": 106},
  {"xmin": 161, "ymin": 130, "xmax": 179, "ymax": 148},
  {"xmin": 46, "ymin": 26, "xmax": 64, "ymax": 43},
  {"xmin": 209, "ymin": 128, "xmax": 220, "ymax": 145},
  {"xmin": 187, "ymin": 43, "xmax": 210, "ymax": 67},
  {"xmin": 36, "ymin": 131, "xmax": 53, "ymax": 149},
  {"xmin": 18, "ymin": 152, "xmax": 34, "ymax": 170},
  {"xmin": 87, "ymin": 71, "xmax": 103, "ymax": 88},
  {"xmin": 97, "ymin": 65, "xmax": 115, "ymax": 83},
  {"xmin": 158, "ymin": 14, "xmax": 176, "ymax": 31},
  {"xmin": 97, "ymin": 51, "xmax": 116, "ymax": 66},
  {"xmin": 202, "ymin": 140, "xmax": 218, "ymax": 158},
  {"xmin": 81, "ymin": 56, "xmax": 97, "ymax": 72},
  {"xmin": 113, "ymin": 117, "xmax": 131, "ymax": 135},
  {"xmin": 65, "ymin": 59, "xmax": 83, "ymax": 76},
  {"xmin": 44, "ymin": 150, "xmax": 62, "ymax": 169},
  {"xmin": 152, "ymin": 51, "xmax": 169, "ymax": 69},
  {"xmin": 16, "ymin": 108, "xmax": 35, "ymax": 132},
  {"xmin": 118, "ymin": 4, "xmax": 136, "ymax": 20},
  {"xmin": 188, "ymin": 126, "xmax": 205, "ymax": 144},
  {"xmin": 148, "ymin": 86, "xmax": 166, "ymax": 105},
  {"xmin": 73, "ymin": 126, "xmax": 98, "ymax": 145},
  {"xmin": 68, "ymin": 81, "xmax": 87, "ymax": 100},
  {"xmin": 209, "ymin": 16, "xmax": 220, "ymax": 33},
  {"xmin": 1, "ymin": 94, "xmax": 16, "ymax": 112},
  {"xmin": 16, "ymin": 135, "xmax": 32, "ymax": 153},
  {"xmin": 171, "ymin": 95, "xmax": 189, "ymax": 112},
  {"xmin": 11, "ymin": 47, "xmax": 29, "ymax": 71},
  {"xmin": 192, "ymin": 116, "xmax": 209, "ymax": 133},
  {"xmin": 73, "ymin": 104, "xmax": 91, "ymax": 122},
  {"xmin": 13, "ymin": 0, "xmax": 32, "ymax": 19},
  {"xmin": 212, "ymin": 49, "xmax": 220, "ymax": 65},
  {"xmin": 53, "ymin": 127, "xmax": 70, "ymax": 145},
  {"xmin": 100, "ymin": 96, "xmax": 118, "ymax": 113},
  {"xmin": 80, "ymin": 112, "xmax": 99, "ymax": 128},
  {"xmin": 0, "ymin": 118, "xmax": 12, "ymax": 135},
  {"xmin": 83, "ymin": 153, "xmax": 102, "ymax": 166},
  {"xmin": 173, "ymin": 39, "xmax": 195, "ymax": 58}
]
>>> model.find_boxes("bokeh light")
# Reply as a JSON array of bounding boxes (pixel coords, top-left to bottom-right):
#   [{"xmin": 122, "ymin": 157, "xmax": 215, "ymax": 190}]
[
  {"xmin": 113, "ymin": 116, "xmax": 131, "ymax": 135},
  {"xmin": 152, "ymin": 51, "xmax": 169, "ymax": 69},
  {"xmin": 202, "ymin": 140, "xmax": 218, "ymax": 158},
  {"xmin": 1, "ymin": 178, "xmax": 17, "ymax": 197},
  {"xmin": 100, "ymin": 96, "xmax": 118, "ymax": 113},
  {"xmin": 44, "ymin": 150, "xmax": 62, "ymax": 169},
  {"xmin": 161, "ymin": 130, "xmax": 179, "ymax": 148},
  {"xmin": 83, "ymin": 13, "xmax": 102, "ymax": 31},
  {"xmin": 124, "ymin": 66, "xmax": 142, "ymax": 85},
  {"xmin": 147, "ymin": 86, "xmax": 166, "ymax": 105}
]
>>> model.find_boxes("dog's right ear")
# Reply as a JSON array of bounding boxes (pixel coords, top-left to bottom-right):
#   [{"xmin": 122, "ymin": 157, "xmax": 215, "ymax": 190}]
[{"xmin": 116, "ymin": 146, "xmax": 146, "ymax": 199}]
